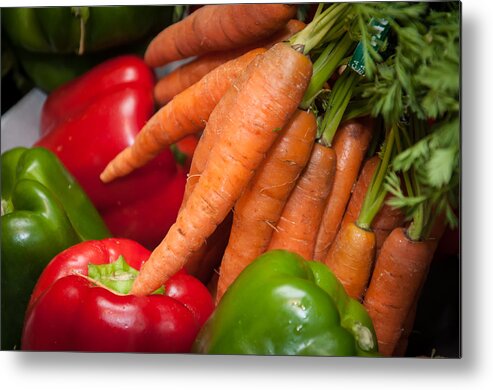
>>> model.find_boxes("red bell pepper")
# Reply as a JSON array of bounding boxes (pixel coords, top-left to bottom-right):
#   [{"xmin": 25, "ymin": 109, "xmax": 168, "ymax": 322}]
[
  {"xmin": 22, "ymin": 238, "xmax": 214, "ymax": 352},
  {"xmin": 35, "ymin": 55, "xmax": 188, "ymax": 249}
]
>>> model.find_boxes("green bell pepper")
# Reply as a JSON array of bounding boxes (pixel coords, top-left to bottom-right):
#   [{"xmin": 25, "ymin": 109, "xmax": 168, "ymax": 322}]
[
  {"xmin": 12, "ymin": 37, "xmax": 149, "ymax": 92},
  {"xmin": 1, "ymin": 147, "xmax": 111, "ymax": 350},
  {"xmin": 1, "ymin": 6, "xmax": 174, "ymax": 92},
  {"xmin": 193, "ymin": 250, "xmax": 379, "ymax": 356},
  {"xmin": 2, "ymin": 6, "xmax": 173, "ymax": 54}
]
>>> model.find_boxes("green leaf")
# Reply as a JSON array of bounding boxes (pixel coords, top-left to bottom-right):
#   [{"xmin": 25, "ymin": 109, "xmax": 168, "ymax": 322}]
[
  {"xmin": 426, "ymin": 147, "xmax": 457, "ymax": 188},
  {"xmin": 392, "ymin": 138, "xmax": 429, "ymax": 172},
  {"xmin": 386, "ymin": 194, "xmax": 427, "ymax": 209}
]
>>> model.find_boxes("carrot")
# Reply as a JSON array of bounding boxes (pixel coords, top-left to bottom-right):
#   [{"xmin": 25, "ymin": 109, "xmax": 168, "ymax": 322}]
[
  {"xmin": 267, "ymin": 143, "xmax": 336, "ymax": 260},
  {"xmin": 179, "ymin": 52, "xmax": 266, "ymax": 212},
  {"xmin": 363, "ymin": 114, "xmax": 457, "ymax": 356},
  {"xmin": 154, "ymin": 19, "xmax": 306, "ymax": 105},
  {"xmin": 341, "ymin": 156, "xmax": 405, "ymax": 256},
  {"xmin": 145, "ymin": 4, "xmax": 297, "ymax": 68},
  {"xmin": 325, "ymin": 222, "xmax": 376, "ymax": 300},
  {"xmin": 372, "ymin": 199, "xmax": 406, "ymax": 256},
  {"xmin": 341, "ymin": 156, "xmax": 380, "ymax": 227},
  {"xmin": 362, "ymin": 227, "xmax": 436, "ymax": 356},
  {"xmin": 130, "ymin": 42, "xmax": 313, "ymax": 296},
  {"xmin": 100, "ymin": 48, "xmax": 265, "ymax": 183},
  {"xmin": 392, "ymin": 300, "xmax": 418, "ymax": 356},
  {"xmin": 216, "ymin": 109, "xmax": 317, "ymax": 302},
  {"xmin": 313, "ymin": 117, "xmax": 374, "ymax": 261},
  {"xmin": 154, "ymin": 53, "xmax": 235, "ymax": 107},
  {"xmin": 325, "ymin": 125, "xmax": 398, "ymax": 300},
  {"xmin": 392, "ymin": 213, "xmax": 448, "ymax": 356},
  {"xmin": 176, "ymin": 52, "xmax": 266, "ymax": 275}
]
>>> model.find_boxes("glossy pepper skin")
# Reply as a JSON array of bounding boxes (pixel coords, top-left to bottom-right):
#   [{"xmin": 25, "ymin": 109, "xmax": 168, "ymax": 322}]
[
  {"xmin": 35, "ymin": 56, "xmax": 187, "ymax": 249},
  {"xmin": 1, "ymin": 6, "xmax": 173, "ymax": 54},
  {"xmin": 21, "ymin": 238, "xmax": 215, "ymax": 352},
  {"xmin": 12, "ymin": 39, "xmax": 148, "ymax": 93},
  {"xmin": 1, "ymin": 7, "xmax": 174, "ymax": 92},
  {"xmin": 1, "ymin": 147, "xmax": 111, "ymax": 350},
  {"xmin": 193, "ymin": 250, "xmax": 379, "ymax": 356}
]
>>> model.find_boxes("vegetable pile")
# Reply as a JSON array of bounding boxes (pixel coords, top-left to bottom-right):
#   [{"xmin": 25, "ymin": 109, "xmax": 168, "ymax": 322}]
[{"xmin": 1, "ymin": 2, "xmax": 460, "ymax": 357}]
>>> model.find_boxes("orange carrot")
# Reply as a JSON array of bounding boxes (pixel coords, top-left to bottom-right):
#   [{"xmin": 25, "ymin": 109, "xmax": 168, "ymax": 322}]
[
  {"xmin": 363, "ymin": 227, "xmax": 437, "ymax": 356},
  {"xmin": 267, "ymin": 143, "xmax": 336, "ymax": 260},
  {"xmin": 325, "ymin": 222, "xmax": 376, "ymax": 300},
  {"xmin": 392, "ymin": 213, "xmax": 449, "ymax": 356},
  {"xmin": 176, "ymin": 52, "xmax": 266, "ymax": 276},
  {"xmin": 341, "ymin": 156, "xmax": 405, "ymax": 256},
  {"xmin": 145, "ymin": 4, "xmax": 297, "ymax": 68},
  {"xmin": 392, "ymin": 300, "xmax": 418, "ymax": 357},
  {"xmin": 341, "ymin": 156, "xmax": 380, "ymax": 227},
  {"xmin": 325, "ymin": 125, "xmax": 398, "ymax": 300},
  {"xmin": 100, "ymin": 48, "xmax": 265, "ymax": 183},
  {"xmin": 313, "ymin": 118, "xmax": 374, "ymax": 261},
  {"xmin": 130, "ymin": 43, "xmax": 313, "ymax": 296},
  {"xmin": 216, "ymin": 109, "xmax": 317, "ymax": 302},
  {"xmin": 179, "ymin": 52, "xmax": 266, "ymax": 211},
  {"xmin": 155, "ymin": 54, "xmax": 235, "ymax": 107},
  {"xmin": 154, "ymin": 19, "xmax": 306, "ymax": 105},
  {"xmin": 372, "ymin": 200, "xmax": 406, "ymax": 256}
]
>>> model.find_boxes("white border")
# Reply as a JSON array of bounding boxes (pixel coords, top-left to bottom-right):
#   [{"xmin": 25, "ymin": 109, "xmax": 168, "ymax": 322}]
[{"xmin": 2, "ymin": 0, "xmax": 492, "ymax": 389}]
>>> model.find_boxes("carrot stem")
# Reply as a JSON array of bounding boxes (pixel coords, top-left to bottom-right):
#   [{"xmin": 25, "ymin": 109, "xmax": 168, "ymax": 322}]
[
  {"xmin": 357, "ymin": 126, "xmax": 396, "ymax": 230},
  {"xmin": 398, "ymin": 117, "xmax": 430, "ymax": 242},
  {"xmin": 290, "ymin": 2, "xmax": 350, "ymax": 54},
  {"xmin": 391, "ymin": 118, "xmax": 436, "ymax": 242},
  {"xmin": 342, "ymin": 98, "xmax": 372, "ymax": 123},
  {"xmin": 312, "ymin": 3, "xmax": 325, "ymax": 20},
  {"xmin": 319, "ymin": 68, "xmax": 359, "ymax": 146},
  {"xmin": 300, "ymin": 33, "xmax": 354, "ymax": 110}
]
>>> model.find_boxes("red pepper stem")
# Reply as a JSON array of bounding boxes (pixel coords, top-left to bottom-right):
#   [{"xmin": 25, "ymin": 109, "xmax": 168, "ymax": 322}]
[{"xmin": 73, "ymin": 271, "xmax": 127, "ymax": 296}]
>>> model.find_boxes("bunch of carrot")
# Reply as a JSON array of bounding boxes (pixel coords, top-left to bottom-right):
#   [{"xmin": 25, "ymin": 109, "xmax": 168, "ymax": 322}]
[{"xmin": 100, "ymin": 3, "xmax": 459, "ymax": 358}]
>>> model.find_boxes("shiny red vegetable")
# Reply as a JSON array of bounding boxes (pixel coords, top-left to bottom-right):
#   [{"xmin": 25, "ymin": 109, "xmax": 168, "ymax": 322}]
[
  {"xmin": 35, "ymin": 56, "xmax": 188, "ymax": 249},
  {"xmin": 22, "ymin": 238, "xmax": 214, "ymax": 352}
]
